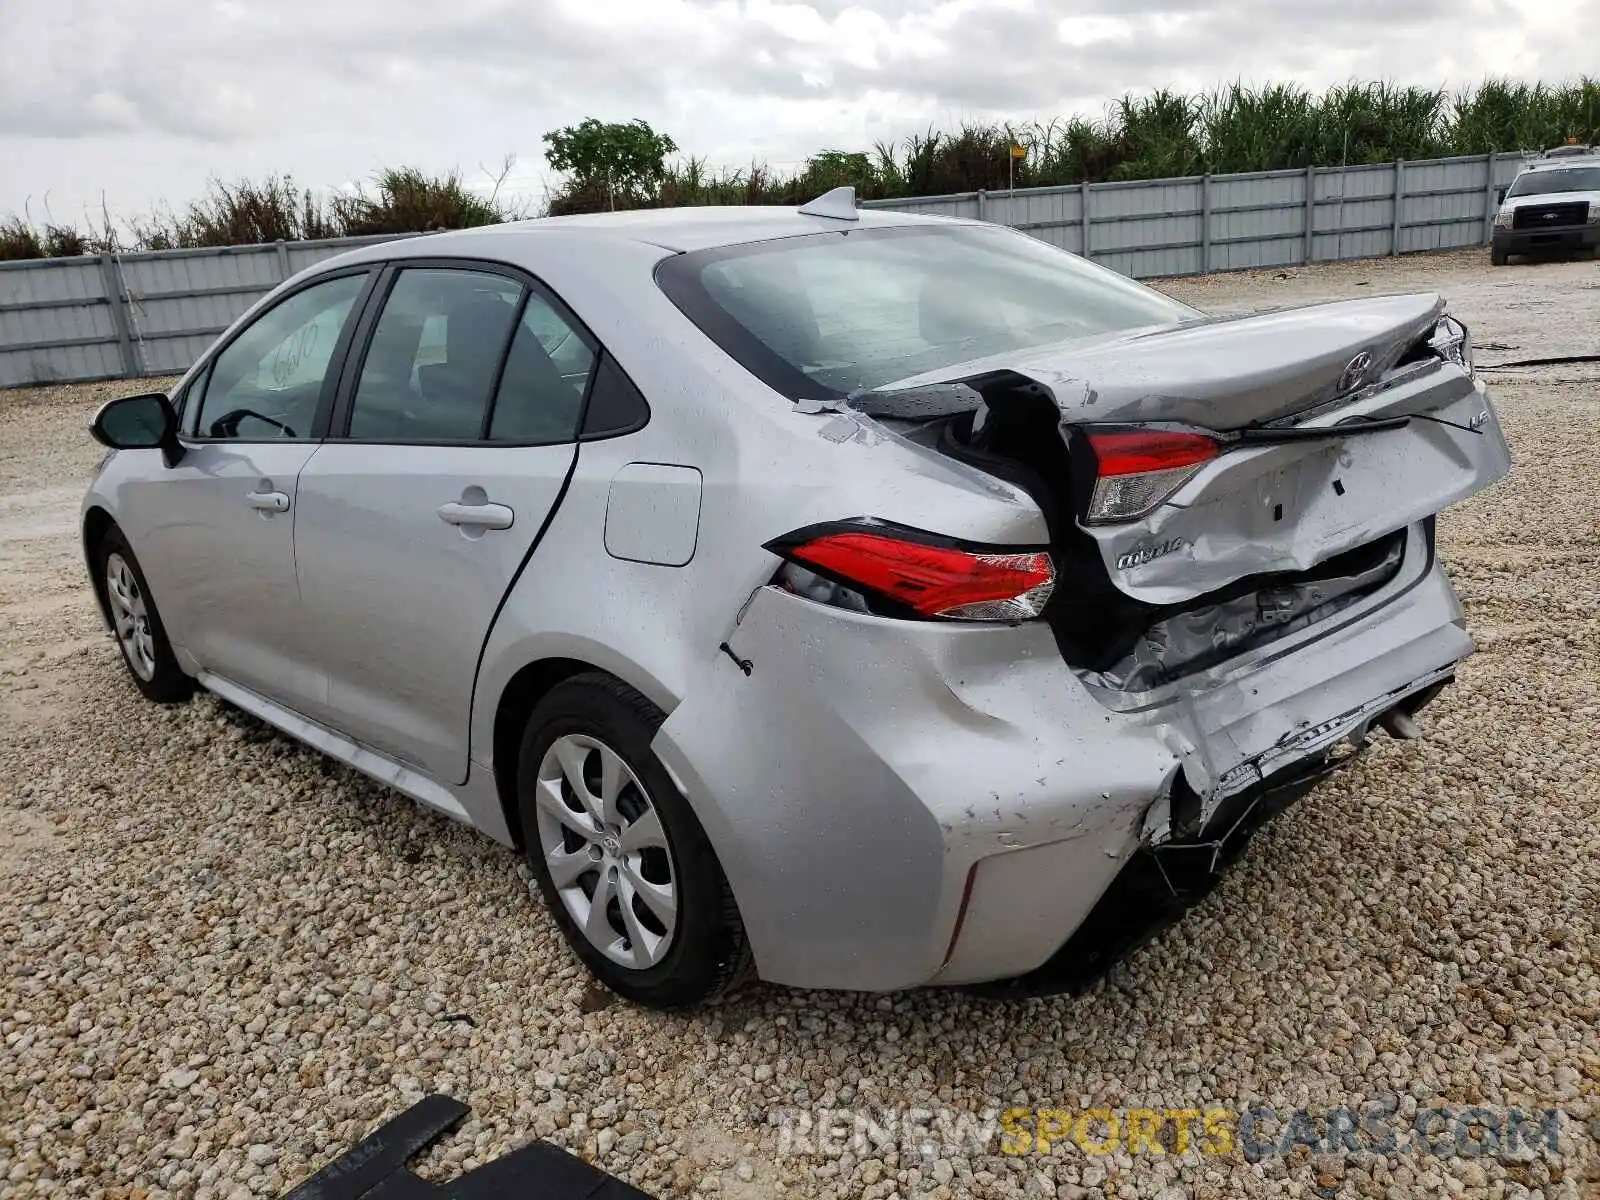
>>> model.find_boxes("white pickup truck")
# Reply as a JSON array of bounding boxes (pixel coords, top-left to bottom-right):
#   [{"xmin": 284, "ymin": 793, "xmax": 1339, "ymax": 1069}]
[{"xmin": 1491, "ymin": 145, "xmax": 1600, "ymax": 266}]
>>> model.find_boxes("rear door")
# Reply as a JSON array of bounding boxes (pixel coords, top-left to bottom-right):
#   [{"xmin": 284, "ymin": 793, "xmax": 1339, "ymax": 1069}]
[
  {"xmin": 123, "ymin": 268, "xmax": 374, "ymax": 708},
  {"xmin": 291, "ymin": 261, "xmax": 599, "ymax": 783}
]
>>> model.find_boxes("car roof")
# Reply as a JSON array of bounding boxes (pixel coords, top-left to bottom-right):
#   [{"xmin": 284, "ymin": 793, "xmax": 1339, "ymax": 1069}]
[
  {"xmin": 1520, "ymin": 153, "xmax": 1600, "ymax": 173},
  {"xmin": 385, "ymin": 204, "xmax": 976, "ymax": 255}
]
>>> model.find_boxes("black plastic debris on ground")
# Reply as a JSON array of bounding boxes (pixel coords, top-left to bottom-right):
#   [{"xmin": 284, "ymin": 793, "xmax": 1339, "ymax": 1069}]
[{"xmin": 281, "ymin": 1094, "xmax": 658, "ymax": 1200}]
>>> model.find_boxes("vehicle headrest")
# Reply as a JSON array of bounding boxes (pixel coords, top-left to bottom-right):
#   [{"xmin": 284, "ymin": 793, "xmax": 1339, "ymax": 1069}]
[{"xmin": 444, "ymin": 296, "xmax": 519, "ymax": 375}]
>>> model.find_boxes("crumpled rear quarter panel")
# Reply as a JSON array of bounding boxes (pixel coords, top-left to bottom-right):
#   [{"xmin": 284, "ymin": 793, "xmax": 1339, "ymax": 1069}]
[{"xmin": 651, "ymin": 586, "xmax": 1180, "ymax": 991}]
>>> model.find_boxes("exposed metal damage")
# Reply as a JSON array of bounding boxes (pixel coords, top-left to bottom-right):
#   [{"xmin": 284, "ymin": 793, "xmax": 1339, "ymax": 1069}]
[{"xmin": 1081, "ymin": 530, "xmax": 1406, "ymax": 692}]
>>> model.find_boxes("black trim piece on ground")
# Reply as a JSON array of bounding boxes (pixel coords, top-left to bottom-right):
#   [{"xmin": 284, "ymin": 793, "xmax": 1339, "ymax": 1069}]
[
  {"xmin": 281, "ymin": 1093, "xmax": 657, "ymax": 1200},
  {"xmin": 1478, "ymin": 354, "xmax": 1600, "ymax": 370}
]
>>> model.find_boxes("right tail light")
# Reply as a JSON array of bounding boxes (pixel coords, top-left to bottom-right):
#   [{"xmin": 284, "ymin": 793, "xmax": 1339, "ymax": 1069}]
[{"xmin": 1084, "ymin": 429, "xmax": 1220, "ymax": 523}]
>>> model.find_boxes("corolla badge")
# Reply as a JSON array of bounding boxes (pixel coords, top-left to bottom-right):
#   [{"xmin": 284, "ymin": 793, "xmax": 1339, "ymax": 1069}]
[
  {"xmin": 1117, "ymin": 537, "xmax": 1187, "ymax": 571},
  {"xmin": 1337, "ymin": 351, "xmax": 1374, "ymax": 395}
]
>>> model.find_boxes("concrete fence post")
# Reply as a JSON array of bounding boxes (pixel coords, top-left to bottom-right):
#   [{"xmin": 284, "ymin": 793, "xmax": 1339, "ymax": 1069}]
[
  {"xmin": 275, "ymin": 238, "xmax": 291, "ymax": 279},
  {"xmin": 97, "ymin": 252, "xmax": 139, "ymax": 380},
  {"xmin": 1391, "ymin": 159, "xmax": 1406, "ymax": 256},
  {"xmin": 1483, "ymin": 153, "xmax": 1498, "ymax": 245},
  {"xmin": 1200, "ymin": 173, "xmax": 1212, "ymax": 273},
  {"xmin": 1303, "ymin": 165, "xmax": 1317, "ymax": 264},
  {"xmin": 1081, "ymin": 180, "xmax": 1092, "ymax": 258}
]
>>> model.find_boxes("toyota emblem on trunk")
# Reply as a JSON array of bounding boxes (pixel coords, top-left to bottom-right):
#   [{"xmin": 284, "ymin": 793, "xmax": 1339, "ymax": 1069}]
[{"xmin": 1338, "ymin": 351, "xmax": 1373, "ymax": 394}]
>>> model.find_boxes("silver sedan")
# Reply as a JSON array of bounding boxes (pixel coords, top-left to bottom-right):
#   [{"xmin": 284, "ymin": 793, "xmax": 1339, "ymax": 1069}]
[{"xmin": 82, "ymin": 189, "xmax": 1511, "ymax": 1008}]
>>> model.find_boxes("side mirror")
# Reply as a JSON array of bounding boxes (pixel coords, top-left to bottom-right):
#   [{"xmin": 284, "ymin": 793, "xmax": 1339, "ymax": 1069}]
[
  {"xmin": 90, "ymin": 392, "xmax": 185, "ymax": 467},
  {"xmin": 1495, "ymin": 186, "xmax": 1508, "ymax": 205}
]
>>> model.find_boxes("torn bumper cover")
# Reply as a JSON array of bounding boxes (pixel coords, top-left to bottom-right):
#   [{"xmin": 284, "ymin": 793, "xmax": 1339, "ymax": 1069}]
[
  {"xmin": 929, "ymin": 521, "xmax": 1471, "ymax": 990},
  {"xmin": 960, "ymin": 738, "xmax": 1381, "ymax": 999}
]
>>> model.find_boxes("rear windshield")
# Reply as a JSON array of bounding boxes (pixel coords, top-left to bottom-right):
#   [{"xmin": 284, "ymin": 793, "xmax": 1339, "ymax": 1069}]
[
  {"xmin": 1507, "ymin": 166, "xmax": 1600, "ymax": 197},
  {"xmin": 654, "ymin": 225, "xmax": 1198, "ymax": 400}
]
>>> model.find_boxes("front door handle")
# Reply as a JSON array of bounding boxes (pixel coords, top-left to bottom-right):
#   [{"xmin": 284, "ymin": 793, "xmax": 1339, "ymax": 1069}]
[
  {"xmin": 247, "ymin": 490, "xmax": 290, "ymax": 512},
  {"xmin": 437, "ymin": 501, "xmax": 513, "ymax": 530}
]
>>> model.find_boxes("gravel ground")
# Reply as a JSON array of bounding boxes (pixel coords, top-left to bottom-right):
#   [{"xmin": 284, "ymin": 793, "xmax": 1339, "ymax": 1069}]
[{"xmin": 2, "ymin": 246, "xmax": 1598, "ymax": 1200}]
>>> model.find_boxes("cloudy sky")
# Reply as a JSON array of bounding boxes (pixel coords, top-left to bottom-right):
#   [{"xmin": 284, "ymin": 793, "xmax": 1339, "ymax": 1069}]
[{"xmin": 1, "ymin": 0, "xmax": 1595, "ymax": 226}]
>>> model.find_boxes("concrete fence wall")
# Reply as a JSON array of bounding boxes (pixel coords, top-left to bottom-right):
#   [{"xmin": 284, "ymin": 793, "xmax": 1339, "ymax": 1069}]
[
  {"xmin": 0, "ymin": 234, "xmax": 415, "ymax": 390},
  {"xmin": 861, "ymin": 152, "xmax": 1526, "ymax": 280},
  {"xmin": 1, "ymin": 153, "xmax": 1526, "ymax": 390}
]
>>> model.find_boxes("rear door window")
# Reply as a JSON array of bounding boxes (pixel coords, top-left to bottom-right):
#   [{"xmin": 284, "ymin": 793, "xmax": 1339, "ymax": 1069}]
[
  {"xmin": 487, "ymin": 294, "xmax": 598, "ymax": 443},
  {"xmin": 346, "ymin": 268, "xmax": 522, "ymax": 442}
]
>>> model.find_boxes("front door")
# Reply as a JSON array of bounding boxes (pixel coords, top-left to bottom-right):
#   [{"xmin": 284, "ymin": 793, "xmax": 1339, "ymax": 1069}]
[
  {"xmin": 126, "ymin": 270, "xmax": 373, "ymax": 709},
  {"xmin": 293, "ymin": 265, "xmax": 598, "ymax": 783}
]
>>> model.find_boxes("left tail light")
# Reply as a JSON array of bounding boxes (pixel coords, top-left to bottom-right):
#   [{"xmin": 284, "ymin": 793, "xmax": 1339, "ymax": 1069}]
[{"xmin": 764, "ymin": 521, "xmax": 1055, "ymax": 622}]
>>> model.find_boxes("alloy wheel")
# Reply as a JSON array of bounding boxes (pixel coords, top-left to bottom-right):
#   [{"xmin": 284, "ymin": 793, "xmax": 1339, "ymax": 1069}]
[
  {"xmin": 105, "ymin": 552, "xmax": 157, "ymax": 681},
  {"xmin": 533, "ymin": 733, "xmax": 678, "ymax": 969}
]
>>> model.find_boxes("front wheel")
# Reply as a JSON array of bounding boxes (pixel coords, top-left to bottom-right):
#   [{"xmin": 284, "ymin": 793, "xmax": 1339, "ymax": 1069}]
[
  {"xmin": 1490, "ymin": 246, "xmax": 1509, "ymax": 266},
  {"xmin": 516, "ymin": 673, "xmax": 750, "ymax": 1009},
  {"xmin": 94, "ymin": 526, "xmax": 193, "ymax": 704}
]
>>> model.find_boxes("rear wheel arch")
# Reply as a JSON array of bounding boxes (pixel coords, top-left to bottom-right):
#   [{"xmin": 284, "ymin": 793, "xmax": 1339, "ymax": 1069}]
[
  {"xmin": 491, "ymin": 657, "xmax": 680, "ymax": 848},
  {"xmin": 512, "ymin": 669, "xmax": 752, "ymax": 1006}
]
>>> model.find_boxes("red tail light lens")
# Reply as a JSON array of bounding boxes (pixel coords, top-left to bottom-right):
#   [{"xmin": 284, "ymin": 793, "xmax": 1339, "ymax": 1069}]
[
  {"xmin": 774, "ymin": 527, "xmax": 1055, "ymax": 621},
  {"xmin": 1089, "ymin": 431, "xmax": 1220, "ymax": 476},
  {"xmin": 1086, "ymin": 430, "xmax": 1220, "ymax": 523}
]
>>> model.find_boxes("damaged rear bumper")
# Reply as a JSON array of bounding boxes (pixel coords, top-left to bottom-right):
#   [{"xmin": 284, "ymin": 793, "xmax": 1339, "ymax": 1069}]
[
  {"xmin": 654, "ymin": 529, "xmax": 1473, "ymax": 993},
  {"xmin": 1084, "ymin": 521, "xmax": 1465, "ymax": 833},
  {"xmin": 932, "ymin": 537, "xmax": 1469, "ymax": 988},
  {"xmin": 958, "ymin": 736, "xmax": 1391, "ymax": 998}
]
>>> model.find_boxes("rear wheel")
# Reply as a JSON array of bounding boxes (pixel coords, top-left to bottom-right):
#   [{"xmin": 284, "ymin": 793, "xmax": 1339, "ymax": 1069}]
[
  {"xmin": 516, "ymin": 673, "xmax": 750, "ymax": 1009},
  {"xmin": 95, "ymin": 526, "xmax": 193, "ymax": 704}
]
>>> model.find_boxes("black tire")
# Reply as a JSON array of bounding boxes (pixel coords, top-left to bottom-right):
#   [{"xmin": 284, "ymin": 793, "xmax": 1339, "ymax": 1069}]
[
  {"xmin": 516, "ymin": 673, "xmax": 751, "ymax": 1009},
  {"xmin": 93, "ymin": 525, "xmax": 194, "ymax": 704},
  {"xmin": 1490, "ymin": 246, "xmax": 1509, "ymax": 266}
]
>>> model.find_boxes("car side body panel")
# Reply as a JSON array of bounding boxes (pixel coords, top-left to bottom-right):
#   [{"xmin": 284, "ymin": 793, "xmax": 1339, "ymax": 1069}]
[
  {"xmin": 293, "ymin": 439, "xmax": 579, "ymax": 784},
  {"xmin": 83, "ymin": 442, "xmax": 320, "ymax": 706},
  {"xmin": 452, "ymin": 225, "xmax": 1049, "ymax": 780}
]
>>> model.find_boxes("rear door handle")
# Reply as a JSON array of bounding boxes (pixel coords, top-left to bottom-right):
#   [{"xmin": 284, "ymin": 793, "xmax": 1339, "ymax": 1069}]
[
  {"xmin": 247, "ymin": 490, "xmax": 290, "ymax": 512},
  {"xmin": 437, "ymin": 501, "xmax": 514, "ymax": 530}
]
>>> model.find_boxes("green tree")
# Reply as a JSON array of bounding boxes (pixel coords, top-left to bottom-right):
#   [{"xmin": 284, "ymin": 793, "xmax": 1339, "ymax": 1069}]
[{"xmin": 542, "ymin": 118, "xmax": 679, "ymax": 209}]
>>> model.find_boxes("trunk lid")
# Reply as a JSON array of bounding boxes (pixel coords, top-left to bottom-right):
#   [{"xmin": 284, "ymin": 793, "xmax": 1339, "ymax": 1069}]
[
  {"xmin": 858, "ymin": 292, "xmax": 1512, "ymax": 610},
  {"xmin": 857, "ymin": 292, "xmax": 1450, "ymax": 430}
]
